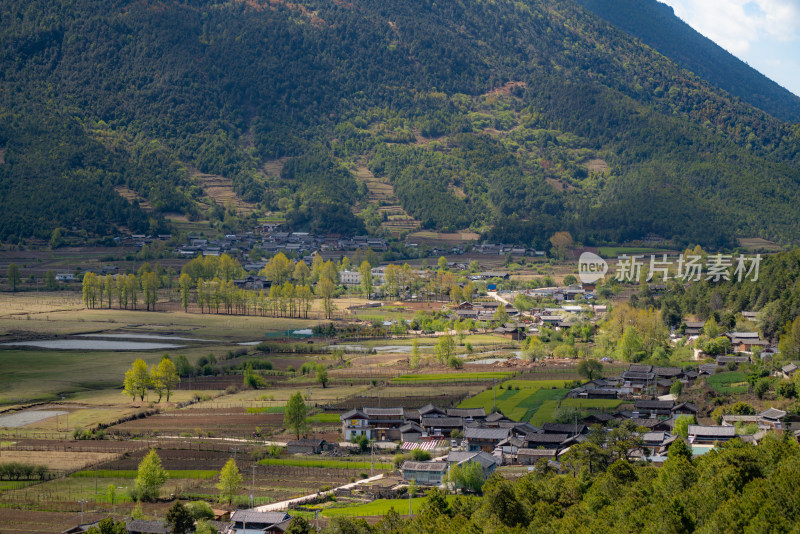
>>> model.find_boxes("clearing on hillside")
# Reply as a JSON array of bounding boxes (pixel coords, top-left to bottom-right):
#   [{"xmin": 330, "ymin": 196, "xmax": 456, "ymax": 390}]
[
  {"xmin": 353, "ymin": 165, "xmax": 420, "ymax": 236},
  {"xmin": 191, "ymin": 170, "xmax": 258, "ymax": 215},
  {"xmin": 114, "ymin": 186, "xmax": 153, "ymax": 211}
]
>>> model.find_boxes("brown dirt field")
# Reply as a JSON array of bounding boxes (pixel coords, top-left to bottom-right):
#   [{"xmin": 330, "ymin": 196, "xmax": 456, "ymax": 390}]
[
  {"xmin": 0, "ymin": 451, "xmax": 119, "ymax": 471},
  {"xmin": 114, "ymin": 186, "xmax": 153, "ymax": 211},
  {"xmin": 0, "ymin": 509, "xmax": 113, "ymax": 534},
  {"xmin": 405, "ymin": 231, "xmax": 480, "ymax": 245},
  {"xmin": 191, "ymin": 170, "xmax": 258, "ymax": 215},
  {"xmin": 586, "ymin": 158, "xmax": 609, "ymax": 173},
  {"xmin": 261, "ymin": 157, "xmax": 290, "ymax": 177},
  {"xmin": 738, "ymin": 238, "xmax": 782, "ymax": 252},
  {"xmin": 107, "ymin": 408, "xmax": 279, "ymax": 438}
]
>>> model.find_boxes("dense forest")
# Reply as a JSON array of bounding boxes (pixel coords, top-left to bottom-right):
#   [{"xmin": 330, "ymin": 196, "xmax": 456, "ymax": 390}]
[
  {"xmin": 281, "ymin": 435, "xmax": 800, "ymax": 534},
  {"xmin": 1, "ymin": 0, "xmax": 800, "ymax": 246},
  {"xmin": 575, "ymin": 0, "xmax": 800, "ymax": 123}
]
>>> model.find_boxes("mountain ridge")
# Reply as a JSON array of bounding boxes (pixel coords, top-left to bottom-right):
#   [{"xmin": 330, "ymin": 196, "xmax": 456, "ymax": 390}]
[{"xmin": 1, "ymin": 0, "xmax": 799, "ymax": 248}]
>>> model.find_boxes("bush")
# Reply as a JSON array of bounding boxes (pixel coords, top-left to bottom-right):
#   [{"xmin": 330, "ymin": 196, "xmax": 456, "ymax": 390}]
[
  {"xmin": 411, "ymin": 449, "xmax": 431, "ymax": 461},
  {"xmin": 187, "ymin": 501, "xmax": 215, "ymax": 520}
]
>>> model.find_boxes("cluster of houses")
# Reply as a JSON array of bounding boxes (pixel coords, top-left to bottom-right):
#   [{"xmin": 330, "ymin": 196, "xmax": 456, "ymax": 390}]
[
  {"xmin": 176, "ymin": 229, "xmax": 389, "ymax": 260},
  {"xmin": 568, "ymin": 364, "xmax": 701, "ymax": 399}
]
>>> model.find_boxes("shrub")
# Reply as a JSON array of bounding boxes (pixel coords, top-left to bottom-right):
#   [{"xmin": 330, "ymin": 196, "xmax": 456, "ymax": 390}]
[{"xmin": 411, "ymin": 449, "xmax": 431, "ymax": 461}]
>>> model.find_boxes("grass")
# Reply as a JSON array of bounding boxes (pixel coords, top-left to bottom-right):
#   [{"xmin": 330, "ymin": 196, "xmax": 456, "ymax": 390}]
[
  {"xmin": 392, "ymin": 372, "xmax": 513, "ymax": 384},
  {"xmin": 706, "ymin": 371, "xmax": 749, "ymax": 395},
  {"xmin": 306, "ymin": 413, "xmax": 341, "ymax": 423},
  {"xmin": 258, "ymin": 458, "xmax": 392, "ymax": 470},
  {"xmin": 322, "ymin": 495, "xmax": 476, "ymax": 517},
  {"xmin": 71, "ymin": 470, "xmax": 218, "ymax": 479},
  {"xmin": 502, "ymin": 380, "xmax": 577, "ymax": 389},
  {"xmin": 246, "ymin": 406, "xmax": 286, "ymax": 414},
  {"xmin": 529, "ymin": 397, "xmax": 625, "ymax": 426},
  {"xmin": 598, "ymin": 247, "xmax": 670, "ymax": 258},
  {"xmin": 529, "ymin": 400, "xmax": 562, "ymax": 426},
  {"xmin": 458, "ymin": 380, "xmax": 572, "ymax": 421}
]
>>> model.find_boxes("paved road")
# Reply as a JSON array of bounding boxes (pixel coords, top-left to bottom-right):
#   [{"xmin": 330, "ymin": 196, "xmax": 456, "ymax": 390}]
[{"xmin": 253, "ymin": 473, "xmax": 387, "ymax": 512}]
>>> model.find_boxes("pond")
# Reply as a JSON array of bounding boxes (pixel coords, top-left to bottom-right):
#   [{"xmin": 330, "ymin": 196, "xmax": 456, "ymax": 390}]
[
  {"xmin": 2, "ymin": 340, "xmax": 185, "ymax": 350},
  {"xmin": 78, "ymin": 333, "xmax": 214, "ymax": 342}
]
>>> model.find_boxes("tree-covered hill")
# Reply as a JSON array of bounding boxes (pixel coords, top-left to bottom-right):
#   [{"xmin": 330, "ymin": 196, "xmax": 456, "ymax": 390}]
[
  {"xmin": 575, "ymin": 0, "xmax": 800, "ymax": 123},
  {"xmin": 1, "ymin": 0, "xmax": 799, "ymax": 246}
]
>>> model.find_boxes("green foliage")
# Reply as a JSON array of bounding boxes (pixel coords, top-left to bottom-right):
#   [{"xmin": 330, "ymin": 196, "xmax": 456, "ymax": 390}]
[
  {"xmin": 132, "ymin": 449, "xmax": 167, "ymax": 502},
  {"xmin": 85, "ymin": 518, "xmax": 126, "ymax": 534},
  {"xmin": 123, "ymin": 359, "xmax": 150, "ymax": 402},
  {"xmin": 577, "ymin": 359, "xmax": 603, "ymax": 380},
  {"xmin": 217, "ymin": 458, "xmax": 242, "ymax": 504},
  {"xmin": 186, "ymin": 500, "xmax": 215, "ymax": 520},
  {"xmin": 3, "ymin": 0, "xmax": 800, "ymax": 246},
  {"xmin": 165, "ymin": 501, "xmax": 194, "ymax": 534},
  {"xmin": 673, "ymin": 414, "xmax": 696, "ymax": 439},
  {"xmin": 315, "ymin": 363, "xmax": 329, "ymax": 388},
  {"xmin": 576, "ymin": 0, "xmax": 800, "ymax": 122},
  {"xmin": 410, "ymin": 450, "xmax": 431, "ymax": 462},
  {"xmin": 284, "ymin": 391, "xmax": 308, "ymax": 440},
  {"xmin": 448, "ymin": 461, "xmax": 485, "ymax": 493}
]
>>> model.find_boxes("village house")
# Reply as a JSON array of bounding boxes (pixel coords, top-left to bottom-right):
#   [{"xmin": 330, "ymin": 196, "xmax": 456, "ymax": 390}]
[
  {"xmin": 688, "ymin": 424, "xmax": 736, "ymax": 444},
  {"xmin": 226, "ymin": 511, "xmax": 291, "ymax": 534},
  {"xmin": 340, "ymin": 409, "xmax": 372, "ymax": 440},
  {"xmin": 465, "ymin": 427, "xmax": 510, "ymax": 452},
  {"xmin": 400, "ymin": 461, "xmax": 449, "ymax": 485},
  {"xmin": 126, "ymin": 520, "xmax": 170, "ymax": 534},
  {"xmin": 446, "ymin": 450, "xmax": 499, "ymax": 478},
  {"xmin": 517, "ymin": 448, "xmax": 559, "ymax": 465},
  {"xmin": 363, "ymin": 407, "xmax": 405, "ymax": 440},
  {"xmin": 287, "ymin": 438, "xmax": 329, "ymax": 455},
  {"xmin": 421, "ymin": 416, "xmax": 463, "ymax": 437}
]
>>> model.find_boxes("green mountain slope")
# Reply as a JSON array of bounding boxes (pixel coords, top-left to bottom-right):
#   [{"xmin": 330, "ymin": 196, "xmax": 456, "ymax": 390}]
[
  {"xmin": 574, "ymin": 0, "xmax": 800, "ymax": 123},
  {"xmin": 1, "ymin": 0, "xmax": 799, "ymax": 247}
]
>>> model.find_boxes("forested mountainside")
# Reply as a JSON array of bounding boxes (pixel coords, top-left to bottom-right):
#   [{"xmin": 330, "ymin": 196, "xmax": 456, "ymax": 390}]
[
  {"xmin": 1, "ymin": 0, "xmax": 800, "ymax": 247},
  {"xmin": 575, "ymin": 0, "xmax": 800, "ymax": 124}
]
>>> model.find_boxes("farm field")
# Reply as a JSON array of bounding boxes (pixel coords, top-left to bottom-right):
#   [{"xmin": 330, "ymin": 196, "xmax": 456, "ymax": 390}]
[
  {"xmin": 459, "ymin": 381, "xmax": 568, "ymax": 422},
  {"xmin": 391, "ymin": 372, "xmax": 513, "ymax": 384},
  {"xmin": 321, "ymin": 495, "xmax": 477, "ymax": 517},
  {"xmin": 527, "ymin": 397, "xmax": 626, "ymax": 427},
  {"xmin": 457, "ymin": 380, "xmax": 574, "ymax": 421},
  {"xmin": 706, "ymin": 371, "xmax": 749, "ymax": 395}
]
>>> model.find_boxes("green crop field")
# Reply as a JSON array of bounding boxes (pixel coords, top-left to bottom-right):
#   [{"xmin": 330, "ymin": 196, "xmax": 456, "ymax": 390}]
[
  {"xmin": 458, "ymin": 380, "xmax": 571, "ymax": 421},
  {"xmin": 306, "ymin": 413, "xmax": 341, "ymax": 423},
  {"xmin": 322, "ymin": 495, "xmax": 477, "ymax": 517},
  {"xmin": 529, "ymin": 400, "xmax": 562, "ymax": 426},
  {"xmin": 258, "ymin": 458, "xmax": 391, "ymax": 470},
  {"xmin": 706, "ymin": 371, "xmax": 749, "ymax": 395},
  {"xmin": 528, "ymin": 397, "xmax": 625, "ymax": 426},
  {"xmin": 392, "ymin": 372, "xmax": 512, "ymax": 384}
]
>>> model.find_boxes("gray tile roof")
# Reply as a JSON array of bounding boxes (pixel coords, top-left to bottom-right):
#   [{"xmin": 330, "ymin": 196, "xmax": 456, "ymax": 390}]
[
  {"xmin": 465, "ymin": 427, "xmax": 510, "ymax": 440},
  {"xmin": 363, "ymin": 407, "xmax": 404, "ymax": 417},
  {"xmin": 517, "ymin": 448, "xmax": 558, "ymax": 457},
  {"xmin": 230, "ymin": 511, "xmax": 290, "ymax": 526},
  {"xmin": 688, "ymin": 425, "xmax": 736, "ymax": 438},
  {"xmin": 525, "ymin": 432, "xmax": 570, "ymax": 443},
  {"xmin": 126, "ymin": 520, "xmax": 169, "ymax": 534},
  {"xmin": 421, "ymin": 416, "xmax": 463, "ymax": 428},
  {"xmin": 759, "ymin": 408, "xmax": 787, "ymax": 420},
  {"xmin": 447, "ymin": 407, "xmax": 486, "ymax": 418},
  {"xmin": 401, "ymin": 461, "xmax": 448, "ymax": 472},
  {"xmin": 340, "ymin": 409, "xmax": 367, "ymax": 420}
]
